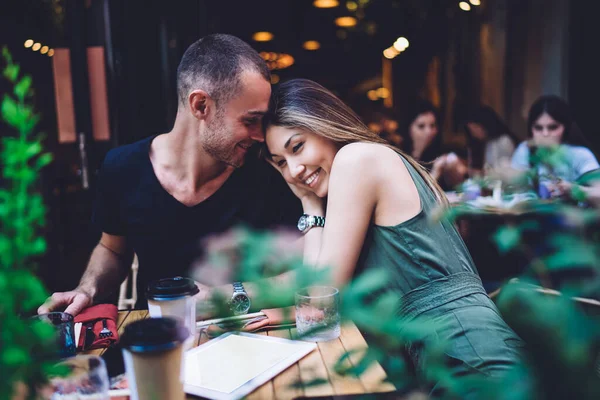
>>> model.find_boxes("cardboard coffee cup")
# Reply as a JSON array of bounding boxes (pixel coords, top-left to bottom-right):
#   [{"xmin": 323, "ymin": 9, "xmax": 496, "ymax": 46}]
[
  {"xmin": 147, "ymin": 276, "xmax": 199, "ymax": 343},
  {"xmin": 120, "ymin": 317, "xmax": 189, "ymax": 400}
]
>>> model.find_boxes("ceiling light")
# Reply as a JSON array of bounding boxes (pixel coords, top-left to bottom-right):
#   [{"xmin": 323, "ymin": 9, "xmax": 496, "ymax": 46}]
[
  {"xmin": 303, "ymin": 40, "xmax": 321, "ymax": 50},
  {"xmin": 40, "ymin": 46, "xmax": 49, "ymax": 54},
  {"xmin": 469, "ymin": 0, "xmax": 481, "ymax": 5},
  {"xmin": 277, "ymin": 54, "xmax": 295, "ymax": 69},
  {"xmin": 394, "ymin": 37, "xmax": 409, "ymax": 50},
  {"xmin": 459, "ymin": 2, "xmax": 471, "ymax": 11},
  {"xmin": 383, "ymin": 48, "xmax": 397, "ymax": 59},
  {"xmin": 47, "ymin": 49, "xmax": 54, "ymax": 57},
  {"xmin": 260, "ymin": 52, "xmax": 295, "ymax": 70},
  {"xmin": 24, "ymin": 39, "xmax": 34, "ymax": 48},
  {"xmin": 346, "ymin": 1, "xmax": 358, "ymax": 11},
  {"xmin": 335, "ymin": 16, "xmax": 357, "ymax": 27},
  {"xmin": 32, "ymin": 43, "xmax": 41, "ymax": 51},
  {"xmin": 367, "ymin": 90, "xmax": 378, "ymax": 101},
  {"xmin": 313, "ymin": 0, "xmax": 339, "ymax": 8},
  {"xmin": 376, "ymin": 87, "xmax": 389, "ymax": 99},
  {"xmin": 252, "ymin": 31, "xmax": 274, "ymax": 42},
  {"xmin": 270, "ymin": 74, "xmax": 280, "ymax": 84}
]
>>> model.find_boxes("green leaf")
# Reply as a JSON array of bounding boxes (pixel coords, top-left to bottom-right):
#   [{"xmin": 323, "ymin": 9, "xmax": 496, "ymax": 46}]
[
  {"xmin": 25, "ymin": 141, "xmax": 42, "ymax": 159},
  {"xmin": 3, "ymin": 63, "xmax": 19, "ymax": 83},
  {"xmin": 493, "ymin": 225, "xmax": 521, "ymax": 254},
  {"xmin": 30, "ymin": 237, "xmax": 47, "ymax": 256},
  {"xmin": 1, "ymin": 347, "xmax": 29, "ymax": 366},
  {"xmin": 14, "ymin": 75, "xmax": 32, "ymax": 100},
  {"xmin": 1, "ymin": 94, "xmax": 20, "ymax": 128},
  {"xmin": 570, "ymin": 184, "xmax": 587, "ymax": 202},
  {"xmin": 2, "ymin": 46, "xmax": 13, "ymax": 63},
  {"xmin": 35, "ymin": 152, "xmax": 53, "ymax": 169},
  {"xmin": 345, "ymin": 268, "xmax": 389, "ymax": 297}
]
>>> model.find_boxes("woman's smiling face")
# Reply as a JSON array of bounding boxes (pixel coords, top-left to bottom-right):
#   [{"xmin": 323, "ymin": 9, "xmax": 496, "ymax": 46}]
[{"xmin": 265, "ymin": 125, "xmax": 339, "ymax": 198}]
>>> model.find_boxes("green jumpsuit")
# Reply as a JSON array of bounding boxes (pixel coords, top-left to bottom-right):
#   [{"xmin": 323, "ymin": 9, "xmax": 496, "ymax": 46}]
[{"xmin": 355, "ymin": 154, "xmax": 524, "ymax": 395}]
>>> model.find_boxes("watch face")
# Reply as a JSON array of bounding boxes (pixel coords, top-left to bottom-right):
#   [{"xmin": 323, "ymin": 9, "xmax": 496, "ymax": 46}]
[
  {"xmin": 297, "ymin": 215, "xmax": 308, "ymax": 231},
  {"xmin": 230, "ymin": 293, "xmax": 250, "ymax": 315}
]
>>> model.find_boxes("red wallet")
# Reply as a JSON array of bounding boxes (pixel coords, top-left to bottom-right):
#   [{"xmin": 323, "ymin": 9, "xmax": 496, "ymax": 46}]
[{"xmin": 74, "ymin": 304, "xmax": 119, "ymax": 351}]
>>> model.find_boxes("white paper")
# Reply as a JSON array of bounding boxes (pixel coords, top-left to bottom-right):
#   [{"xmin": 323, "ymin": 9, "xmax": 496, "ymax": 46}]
[{"xmin": 185, "ymin": 334, "xmax": 307, "ymax": 394}]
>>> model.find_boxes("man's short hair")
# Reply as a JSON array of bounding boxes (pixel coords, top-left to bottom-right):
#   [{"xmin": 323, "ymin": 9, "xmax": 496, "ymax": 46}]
[{"xmin": 176, "ymin": 34, "xmax": 270, "ymax": 108}]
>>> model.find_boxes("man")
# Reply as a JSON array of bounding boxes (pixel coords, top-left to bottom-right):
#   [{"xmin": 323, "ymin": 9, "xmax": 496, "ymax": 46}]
[{"xmin": 38, "ymin": 34, "xmax": 300, "ymax": 316}]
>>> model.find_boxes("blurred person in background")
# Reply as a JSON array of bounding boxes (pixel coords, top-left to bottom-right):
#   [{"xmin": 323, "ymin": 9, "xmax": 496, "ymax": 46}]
[
  {"xmin": 464, "ymin": 105, "xmax": 518, "ymax": 173},
  {"xmin": 511, "ymin": 95, "xmax": 600, "ymax": 202},
  {"xmin": 402, "ymin": 100, "xmax": 466, "ymax": 188}
]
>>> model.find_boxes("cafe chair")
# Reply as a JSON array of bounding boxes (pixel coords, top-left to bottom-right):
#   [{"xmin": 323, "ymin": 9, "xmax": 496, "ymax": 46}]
[
  {"xmin": 118, "ymin": 254, "xmax": 139, "ymax": 310},
  {"xmin": 491, "ymin": 277, "xmax": 600, "ymax": 308}
]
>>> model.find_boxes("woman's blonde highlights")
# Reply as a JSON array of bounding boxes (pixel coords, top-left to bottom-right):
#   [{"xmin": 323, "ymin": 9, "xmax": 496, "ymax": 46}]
[{"xmin": 265, "ymin": 79, "xmax": 447, "ymax": 204}]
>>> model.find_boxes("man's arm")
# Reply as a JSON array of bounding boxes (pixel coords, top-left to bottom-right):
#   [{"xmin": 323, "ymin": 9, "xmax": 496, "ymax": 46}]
[{"xmin": 38, "ymin": 233, "xmax": 133, "ymax": 316}]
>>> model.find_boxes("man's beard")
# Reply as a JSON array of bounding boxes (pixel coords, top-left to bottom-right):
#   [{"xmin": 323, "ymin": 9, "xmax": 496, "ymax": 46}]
[{"xmin": 202, "ymin": 118, "xmax": 246, "ymax": 168}]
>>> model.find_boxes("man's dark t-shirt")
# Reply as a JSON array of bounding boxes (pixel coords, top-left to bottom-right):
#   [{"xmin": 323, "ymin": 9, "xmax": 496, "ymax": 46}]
[{"xmin": 92, "ymin": 135, "xmax": 301, "ymax": 308}]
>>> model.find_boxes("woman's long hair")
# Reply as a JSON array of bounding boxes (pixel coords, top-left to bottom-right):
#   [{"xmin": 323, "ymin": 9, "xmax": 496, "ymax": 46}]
[
  {"xmin": 464, "ymin": 105, "xmax": 517, "ymax": 143},
  {"xmin": 263, "ymin": 79, "xmax": 446, "ymax": 204},
  {"xmin": 464, "ymin": 105, "xmax": 518, "ymax": 169},
  {"xmin": 401, "ymin": 100, "xmax": 444, "ymax": 163},
  {"xmin": 527, "ymin": 95, "xmax": 590, "ymax": 148}
]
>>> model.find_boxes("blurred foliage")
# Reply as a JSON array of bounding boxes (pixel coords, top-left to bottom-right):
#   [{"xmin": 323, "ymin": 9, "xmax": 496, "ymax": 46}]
[
  {"xmin": 195, "ymin": 213, "xmax": 600, "ymax": 398},
  {"xmin": 437, "ymin": 141, "xmax": 600, "ymax": 398},
  {"xmin": 193, "ymin": 142, "xmax": 600, "ymax": 398},
  {"xmin": 1, "ymin": 47, "xmax": 61, "ymax": 399}
]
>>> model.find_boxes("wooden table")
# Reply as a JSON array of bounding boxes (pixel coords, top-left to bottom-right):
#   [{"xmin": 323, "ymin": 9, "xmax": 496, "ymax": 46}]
[{"xmin": 92, "ymin": 310, "xmax": 396, "ymax": 399}]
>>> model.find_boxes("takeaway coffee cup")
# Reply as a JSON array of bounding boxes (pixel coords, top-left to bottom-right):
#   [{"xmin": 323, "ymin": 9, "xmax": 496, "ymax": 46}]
[
  {"xmin": 120, "ymin": 317, "xmax": 189, "ymax": 400},
  {"xmin": 147, "ymin": 276, "xmax": 199, "ymax": 343}
]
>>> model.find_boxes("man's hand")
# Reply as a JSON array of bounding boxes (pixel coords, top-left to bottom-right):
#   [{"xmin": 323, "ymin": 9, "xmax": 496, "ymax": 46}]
[{"xmin": 37, "ymin": 289, "xmax": 92, "ymax": 317}]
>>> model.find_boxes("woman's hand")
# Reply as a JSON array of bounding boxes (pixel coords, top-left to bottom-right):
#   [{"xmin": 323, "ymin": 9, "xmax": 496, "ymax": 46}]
[
  {"xmin": 430, "ymin": 154, "xmax": 448, "ymax": 179},
  {"xmin": 286, "ymin": 181, "xmax": 325, "ymax": 215},
  {"xmin": 546, "ymin": 180, "xmax": 573, "ymax": 199}
]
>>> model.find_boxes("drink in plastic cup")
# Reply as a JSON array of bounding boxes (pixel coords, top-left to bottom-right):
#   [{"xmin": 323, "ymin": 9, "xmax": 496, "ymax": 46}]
[
  {"xmin": 147, "ymin": 276, "xmax": 199, "ymax": 346},
  {"xmin": 120, "ymin": 317, "xmax": 189, "ymax": 400}
]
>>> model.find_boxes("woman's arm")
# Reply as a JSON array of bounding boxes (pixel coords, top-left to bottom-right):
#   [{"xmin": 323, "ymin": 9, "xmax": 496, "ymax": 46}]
[
  {"xmin": 200, "ymin": 145, "xmax": 386, "ymax": 312},
  {"xmin": 511, "ymin": 141, "xmax": 530, "ymax": 170},
  {"xmin": 300, "ymin": 197, "xmax": 326, "ymax": 267},
  {"xmin": 309, "ymin": 144, "xmax": 381, "ymax": 286}
]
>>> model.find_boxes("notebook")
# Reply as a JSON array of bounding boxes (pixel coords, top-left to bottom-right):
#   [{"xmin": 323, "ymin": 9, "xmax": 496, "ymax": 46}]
[{"xmin": 184, "ymin": 332, "xmax": 316, "ymax": 400}]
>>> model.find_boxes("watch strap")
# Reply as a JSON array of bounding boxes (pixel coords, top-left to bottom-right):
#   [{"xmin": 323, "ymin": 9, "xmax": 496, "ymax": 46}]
[
  {"xmin": 233, "ymin": 282, "xmax": 246, "ymax": 294},
  {"xmin": 307, "ymin": 215, "xmax": 325, "ymax": 228}
]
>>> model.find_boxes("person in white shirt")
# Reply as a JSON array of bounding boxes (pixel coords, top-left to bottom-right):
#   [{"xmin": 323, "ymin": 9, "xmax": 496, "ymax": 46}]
[
  {"xmin": 464, "ymin": 105, "xmax": 518, "ymax": 172},
  {"xmin": 511, "ymin": 95, "xmax": 600, "ymax": 202}
]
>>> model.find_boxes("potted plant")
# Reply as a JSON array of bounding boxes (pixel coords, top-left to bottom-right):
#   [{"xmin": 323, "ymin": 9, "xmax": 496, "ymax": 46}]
[{"xmin": 1, "ymin": 47, "xmax": 60, "ymax": 399}]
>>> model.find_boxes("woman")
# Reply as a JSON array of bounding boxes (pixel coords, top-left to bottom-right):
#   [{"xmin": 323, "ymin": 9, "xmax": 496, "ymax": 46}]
[
  {"xmin": 511, "ymin": 95, "xmax": 600, "ymax": 200},
  {"xmin": 263, "ymin": 79, "xmax": 522, "ymax": 393},
  {"xmin": 402, "ymin": 100, "xmax": 443, "ymax": 163},
  {"xmin": 464, "ymin": 105, "xmax": 517, "ymax": 172},
  {"xmin": 402, "ymin": 100, "xmax": 465, "ymax": 186}
]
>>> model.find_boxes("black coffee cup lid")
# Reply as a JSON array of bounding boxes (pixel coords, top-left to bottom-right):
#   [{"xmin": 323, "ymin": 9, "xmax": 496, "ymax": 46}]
[
  {"xmin": 120, "ymin": 317, "xmax": 189, "ymax": 353},
  {"xmin": 146, "ymin": 276, "xmax": 199, "ymax": 300}
]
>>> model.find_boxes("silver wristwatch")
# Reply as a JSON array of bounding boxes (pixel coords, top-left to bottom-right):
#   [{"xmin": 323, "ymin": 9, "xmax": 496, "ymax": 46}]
[
  {"xmin": 230, "ymin": 282, "xmax": 251, "ymax": 315},
  {"xmin": 297, "ymin": 214, "xmax": 325, "ymax": 234}
]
